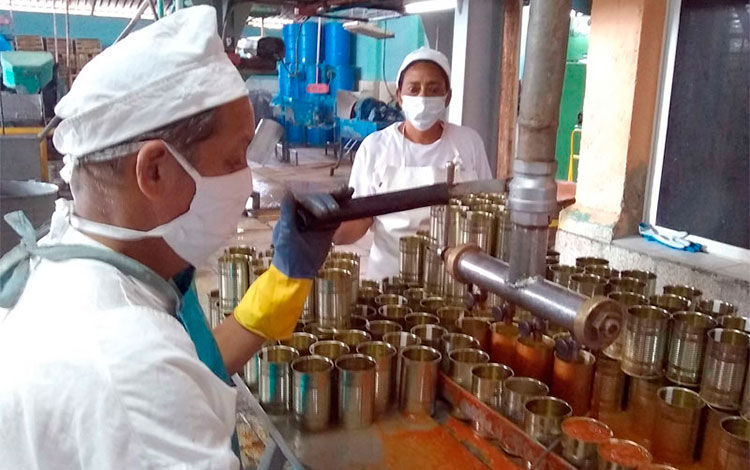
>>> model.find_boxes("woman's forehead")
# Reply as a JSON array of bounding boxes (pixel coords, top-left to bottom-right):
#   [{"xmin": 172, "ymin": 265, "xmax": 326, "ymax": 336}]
[{"xmin": 402, "ymin": 61, "xmax": 449, "ymax": 84}]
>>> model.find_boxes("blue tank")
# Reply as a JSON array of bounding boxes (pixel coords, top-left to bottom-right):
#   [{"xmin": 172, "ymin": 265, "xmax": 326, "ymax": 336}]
[
  {"xmin": 328, "ymin": 65, "xmax": 355, "ymax": 97},
  {"xmin": 324, "ymin": 22, "xmax": 351, "ymax": 66},
  {"xmin": 282, "ymin": 23, "xmax": 299, "ymax": 64},
  {"xmin": 298, "ymin": 21, "xmax": 319, "ymax": 65},
  {"xmin": 278, "ymin": 63, "xmax": 292, "ymax": 98},
  {"xmin": 286, "ymin": 122, "xmax": 305, "ymax": 144}
]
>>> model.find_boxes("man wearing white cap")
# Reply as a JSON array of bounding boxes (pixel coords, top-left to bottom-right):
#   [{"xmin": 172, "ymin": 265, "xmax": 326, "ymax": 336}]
[
  {"xmin": 0, "ymin": 6, "xmax": 340, "ymax": 468},
  {"xmin": 334, "ymin": 47, "xmax": 492, "ymax": 281}
]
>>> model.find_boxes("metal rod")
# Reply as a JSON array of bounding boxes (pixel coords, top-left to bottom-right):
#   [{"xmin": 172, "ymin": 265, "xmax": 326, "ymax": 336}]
[
  {"xmin": 148, "ymin": 0, "xmax": 159, "ymax": 20},
  {"xmin": 65, "ymin": 0, "xmax": 70, "ymax": 86},
  {"xmin": 115, "ymin": 0, "xmax": 150, "ymax": 44},
  {"xmin": 444, "ymin": 246, "xmax": 623, "ymax": 350}
]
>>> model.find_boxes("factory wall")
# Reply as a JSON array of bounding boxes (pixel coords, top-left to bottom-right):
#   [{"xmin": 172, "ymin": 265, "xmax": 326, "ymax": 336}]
[{"xmin": 0, "ymin": 10, "xmax": 270, "ymax": 48}]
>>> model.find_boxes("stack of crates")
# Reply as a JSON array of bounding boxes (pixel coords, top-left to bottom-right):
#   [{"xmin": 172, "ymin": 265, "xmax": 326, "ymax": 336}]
[
  {"xmin": 72, "ymin": 38, "xmax": 101, "ymax": 81},
  {"xmin": 13, "ymin": 35, "xmax": 45, "ymax": 52}
]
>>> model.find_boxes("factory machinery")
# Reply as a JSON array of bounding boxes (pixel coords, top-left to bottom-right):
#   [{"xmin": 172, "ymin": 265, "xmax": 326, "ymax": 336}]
[
  {"xmin": 207, "ymin": 1, "xmax": 749, "ymax": 469},
  {"xmin": 273, "ymin": 19, "xmax": 402, "ymax": 153}
]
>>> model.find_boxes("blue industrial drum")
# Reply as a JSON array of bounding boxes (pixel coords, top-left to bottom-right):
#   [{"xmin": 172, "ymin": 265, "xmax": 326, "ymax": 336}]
[
  {"xmin": 282, "ymin": 23, "xmax": 300, "ymax": 64},
  {"xmin": 298, "ymin": 21, "xmax": 318, "ymax": 65},
  {"xmin": 329, "ymin": 65, "xmax": 355, "ymax": 97},
  {"xmin": 324, "ymin": 22, "xmax": 351, "ymax": 66},
  {"xmin": 286, "ymin": 122, "xmax": 305, "ymax": 144},
  {"xmin": 278, "ymin": 63, "xmax": 292, "ymax": 98},
  {"xmin": 306, "ymin": 126, "xmax": 326, "ymax": 146}
]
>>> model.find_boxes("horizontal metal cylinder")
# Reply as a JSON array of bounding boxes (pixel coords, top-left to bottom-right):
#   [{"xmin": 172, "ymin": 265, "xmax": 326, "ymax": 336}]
[{"xmin": 445, "ymin": 247, "xmax": 622, "ymax": 350}]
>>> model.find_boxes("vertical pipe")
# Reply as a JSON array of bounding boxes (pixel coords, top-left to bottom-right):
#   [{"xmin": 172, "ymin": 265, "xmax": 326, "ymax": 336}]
[
  {"xmin": 65, "ymin": 0, "xmax": 70, "ymax": 87},
  {"xmin": 508, "ymin": 0, "xmax": 572, "ymax": 282},
  {"xmin": 496, "ymin": 0, "xmax": 522, "ymax": 179}
]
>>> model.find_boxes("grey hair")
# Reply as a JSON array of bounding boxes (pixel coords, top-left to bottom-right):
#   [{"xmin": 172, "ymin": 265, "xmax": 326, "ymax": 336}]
[{"xmin": 70, "ymin": 108, "xmax": 217, "ymax": 202}]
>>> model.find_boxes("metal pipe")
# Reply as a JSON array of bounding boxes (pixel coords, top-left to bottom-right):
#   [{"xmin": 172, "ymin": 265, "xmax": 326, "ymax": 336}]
[
  {"xmin": 508, "ymin": 0, "xmax": 572, "ymax": 282},
  {"xmin": 115, "ymin": 0, "xmax": 150, "ymax": 44},
  {"xmin": 444, "ymin": 246, "xmax": 623, "ymax": 350}
]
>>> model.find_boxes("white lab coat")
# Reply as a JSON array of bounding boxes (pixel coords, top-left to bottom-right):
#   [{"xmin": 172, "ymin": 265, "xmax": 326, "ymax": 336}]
[
  {"xmin": 0, "ymin": 204, "xmax": 239, "ymax": 469},
  {"xmin": 348, "ymin": 121, "xmax": 493, "ymax": 281}
]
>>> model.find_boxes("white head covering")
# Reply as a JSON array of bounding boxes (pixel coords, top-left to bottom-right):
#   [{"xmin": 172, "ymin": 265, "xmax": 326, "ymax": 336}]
[
  {"xmin": 53, "ymin": 5, "xmax": 247, "ymax": 159},
  {"xmin": 396, "ymin": 47, "xmax": 451, "ymax": 87}
]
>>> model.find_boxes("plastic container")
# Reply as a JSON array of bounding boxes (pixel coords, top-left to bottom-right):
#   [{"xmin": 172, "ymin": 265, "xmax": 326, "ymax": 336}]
[{"xmin": 323, "ymin": 22, "xmax": 351, "ymax": 66}]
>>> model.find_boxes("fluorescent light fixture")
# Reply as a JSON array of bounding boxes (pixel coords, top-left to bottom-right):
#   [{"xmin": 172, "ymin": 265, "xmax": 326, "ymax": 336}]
[
  {"xmin": 404, "ymin": 0, "xmax": 457, "ymax": 14},
  {"xmin": 246, "ymin": 17, "xmax": 294, "ymax": 30}
]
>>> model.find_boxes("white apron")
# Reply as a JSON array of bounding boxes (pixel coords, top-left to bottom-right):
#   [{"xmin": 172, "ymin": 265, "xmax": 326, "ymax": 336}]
[{"xmin": 365, "ymin": 124, "xmax": 479, "ymax": 281}]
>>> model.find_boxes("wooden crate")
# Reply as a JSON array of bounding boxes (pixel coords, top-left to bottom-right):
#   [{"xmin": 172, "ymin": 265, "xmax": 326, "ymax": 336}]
[
  {"xmin": 75, "ymin": 52, "xmax": 97, "ymax": 70},
  {"xmin": 14, "ymin": 35, "xmax": 45, "ymax": 51},
  {"xmin": 44, "ymin": 37, "xmax": 73, "ymax": 54},
  {"xmin": 74, "ymin": 38, "xmax": 101, "ymax": 54}
]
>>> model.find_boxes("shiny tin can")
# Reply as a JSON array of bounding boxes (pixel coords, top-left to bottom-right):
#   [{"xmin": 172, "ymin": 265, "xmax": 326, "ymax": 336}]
[
  {"xmin": 291, "ymin": 355, "xmax": 334, "ymax": 431},
  {"xmin": 259, "ymin": 345, "xmax": 299, "ymax": 414},
  {"xmin": 665, "ymin": 311, "xmax": 716, "ymax": 386},
  {"xmin": 651, "ymin": 386, "xmax": 705, "ymax": 465},
  {"xmin": 356, "ymin": 341, "xmax": 397, "ymax": 415},
  {"xmin": 501, "ymin": 376, "xmax": 549, "ymax": 426},
  {"xmin": 335, "ymin": 354, "xmax": 377, "ymax": 429},
  {"xmin": 700, "ymin": 328, "xmax": 750, "ymax": 410},
  {"xmin": 621, "ymin": 305, "xmax": 670, "ymax": 378},
  {"xmin": 315, "ymin": 268, "xmax": 352, "ymax": 329},
  {"xmin": 523, "ymin": 396, "xmax": 572, "ymax": 447},
  {"xmin": 399, "ymin": 345, "xmax": 442, "ymax": 416}
]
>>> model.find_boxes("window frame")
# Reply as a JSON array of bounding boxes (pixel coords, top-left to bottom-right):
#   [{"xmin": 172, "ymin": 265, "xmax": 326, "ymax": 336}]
[{"xmin": 644, "ymin": 0, "xmax": 750, "ymax": 263}]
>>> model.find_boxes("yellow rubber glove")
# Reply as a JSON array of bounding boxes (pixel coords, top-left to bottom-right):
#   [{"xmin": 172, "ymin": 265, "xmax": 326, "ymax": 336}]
[{"xmin": 233, "ymin": 264, "xmax": 312, "ymax": 340}]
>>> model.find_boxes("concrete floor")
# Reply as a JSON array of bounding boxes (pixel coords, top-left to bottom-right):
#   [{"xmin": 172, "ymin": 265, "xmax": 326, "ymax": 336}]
[{"xmin": 195, "ymin": 147, "xmax": 373, "ymax": 310}]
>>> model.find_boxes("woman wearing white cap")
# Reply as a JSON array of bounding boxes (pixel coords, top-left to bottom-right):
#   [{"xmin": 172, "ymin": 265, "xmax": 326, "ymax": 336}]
[{"xmin": 334, "ymin": 47, "xmax": 493, "ymax": 281}]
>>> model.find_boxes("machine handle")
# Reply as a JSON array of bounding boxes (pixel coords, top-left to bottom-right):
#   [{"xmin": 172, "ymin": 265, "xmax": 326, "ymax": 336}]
[{"xmin": 296, "ymin": 183, "xmax": 452, "ymax": 231}]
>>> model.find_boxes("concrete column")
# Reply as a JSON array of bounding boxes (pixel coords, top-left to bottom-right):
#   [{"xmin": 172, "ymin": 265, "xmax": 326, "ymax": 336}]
[
  {"xmin": 448, "ymin": 0, "xmax": 503, "ymax": 175},
  {"xmin": 558, "ymin": 0, "xmax": 667, "ymax": 242}
]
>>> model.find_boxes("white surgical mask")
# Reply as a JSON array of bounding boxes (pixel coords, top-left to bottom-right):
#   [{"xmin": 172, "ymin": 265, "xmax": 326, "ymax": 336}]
[
  {"xmin": 70, "ymin": 142, "xmax": 253, "ymax": 267},
  {"xmin": 400, "ymin": 95, "xmax": 447, "ymax": 131}
]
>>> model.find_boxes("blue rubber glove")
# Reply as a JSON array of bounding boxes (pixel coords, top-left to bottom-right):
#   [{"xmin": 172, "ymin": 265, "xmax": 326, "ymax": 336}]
[
  {"xmin": 272, "ymin": 190, "xmax": 349, "ymax": 279},
  {"xmin": 638, "ymin": 223, "xmax": 704, "ymax": 253}
]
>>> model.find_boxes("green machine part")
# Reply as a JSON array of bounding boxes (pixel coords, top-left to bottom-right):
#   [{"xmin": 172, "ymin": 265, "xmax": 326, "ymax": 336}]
[{"xmin": 554, "ymin": 24, "xmax": 588, "ymax": 182}]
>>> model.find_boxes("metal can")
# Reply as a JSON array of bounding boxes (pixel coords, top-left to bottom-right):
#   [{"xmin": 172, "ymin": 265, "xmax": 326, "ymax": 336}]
[
  {"xmin": 375, "ymin": 293, "xmax": 407, "ymax": 307},
  {"xmin": 663, "ymin": 284, "xmax": 702, "ymax": 308},
  {"xmin": 410, "ymin": 324, "xmax": 447, "ymax": 351},
  {"xmin": 621, "ymin": 305, "xmax": 670, "ymax": 378},
  {"xmin": 500, "ymin": 376, "xmax": 549, "ymax": 426},
  {"xmin": 552, "ymin": 350, "xmax": 596, "ymax": 416},
  {"xmin": 356, "ymin": 341, "xmax": 397, "ymax": 416},
  {"xmin": 620, "ymin": 270, "xmax": 657, "ymax": 296},
  {"xmin": 575, "ymin": 257, "xmax": 609, "ymax": 268},
  {"xmin": 423, "ymin": 245, "xmax": 445, "ymax": 296},
  {"xmin": 335, "ymin": 354, "xmax": 376, "ymax": 429},
  {"xmin": 403, "ymin": 287, "xmax": 427, "ymax": 312},
  {"xmin": 381, "ymin": 276, "xmax": 408, "ymax": 295},
  {"xmin": 303, "ymin": 323, "xmax": 336, "ymax": 341},
  {"xmin": 493, "ymin": 207, "xmax": 512, "ymax": 262},
  {"xmin": 650, "ymin": 386, "xmax": 705, "ymax": 465},
  {"xmin": 716, "ymin": 416, "xmax": 750, "ymax": 470},
  {"xmin": 419, "ymin": 296, "xmax": 445, "ymax": 315},
  {"xmin": 399, "ymin": 345, "xmax": 442, "ymax": 416},
  {"xmin": 700, "ymin": 405, "xmax": 733, "ymax": 466},
  {"xmin": 649, "ymin": 293, "xmax": 690, "ymax": 314},
  {"xmin": 301, "ymin": 287, "xmax": 316, "ymax": 321},
  {"xmin": 429, "ymin": 205, "xmax": 447, "ymax": 247},
  {"xmin": 316, "ymin": 268, "xmax": 352, "ymax": 329},
  {"xmin": 349, "ymin": 315, "xmax": 368, "ymax": 331},
  {"xmin": 353, "ymin": 303, "xmax": 378, "ymax": 320},
  {"xmin": 440, "ymin": 332, "xmax": 480, "ymax": 372},
  {"xmin": 449, "ymin": 348, "xmax": 490, "ymax": 391},
  {"xmin": 547, "ymin": 264, "xmax": 583, "ymax": 288},
  {"xmin": 279, "ymin": 332, "xmax": 317, "ymax": 357},
  {"xmin": 383, "ymin": 331, "xmax": 421, "ymax": 400},
  {"xmin": 742, "ymin": 362, "xmax": 750, "ymax": 420},
  {"xmin": 244, "ymin": 339, "xmax": 277, "ymax": 390},
  {"xmin": 325, "ymin": 257, "xmax": 359, "ymax": 310},
  {"xmin": 471, "ymin": 363, "xmax": 513, "ymax": 437},
  {"xmin": 404, "ymin": 312, "xmax": 439, "ymax": 331},
  {"xmin": 700, "ymin": 328, "xmax": 750, "ymax": 410},
  {"xmin": 523, "ymin": 396, "xmax": 572, "ymax": 447},
  {"xmin": 584, "ymin": 265, "xmax": 619, "ymax": 280},
  {"xmin": 569, "ymin": 273, "xmax": 608, "ymax": 297},
  {"xmin": 461, "ymin": 210, "xmax": 496, "ymax": 254},
  {"xmin": 291, "ymin": 355, "xmax": 334, "ymax": 431},
  {"xmin": 604, "ymin": 292, "xmax": 649, "ymax": 360},
  {"xmin": 442, "ymin": 272, "xmax": 467, "ymax": 305},
  {"xmin": 628, "ymin": 377, "xmax": 668, "ymax": 434},
  {"xmin": 561, "ymin": 417, "xmax": 613, "ymax": 470},
  {"xmin": 309, "ymin": 340, "xmax": 350, "ymax": 362},
  {"xmin": 457, "ymin": 316, "xmax": 492, "ymax": 351},
  {"xmin": 333, "ymin": 329, "xmax": 372, "ymax": 349},
  {"xmin": 513, "ymin": 334, "xmax": 555, "ymax": 384},
  {"xmin": 608, "ymin": 277, "xmax": 647, "ymax": 296},
  {"xmin": 437, "ymin": 306, "xmax": 468, "ymax": 333},
  {"xmin": 597, "ymin": 438, "xmax": 652, "ymax": 470},
  {"xmin": 366, "ymin": 320, "xmax": 402, "ymax": 341},
  {"xmin": 399, "ymin": 235, "xmax": 424, "ymax": 285},
  {"xmin": 696, "ymin": 299, "xmax": 738, "ymax": 318},
  {"xmin": 665, "ymin": 311, "xmax": 716, "ymax": 386},
  {"xmin": 378, "ymin": 304, "xmax": 412, "ymax": 328},
  {"xmin": 591, "ymin": 354, "xmax": 625, "ymax": 416},
  {"xmin": 490, "ymin": 321, "xmax": 519, "ymax": 366},
  {"xmin": 259, "ymin": 345, "xmax": 299, "ymax": 414},
  {"xmin": 218, "ymin": 253, "xmax": 250, "ymax": 315},
  {"xmin": 356, "ymin": 286, "xmax": 380, "ymax": 308},
  {"xmin": 719, "ymin": 315, "xmax": 750, "ymax": 333}
]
